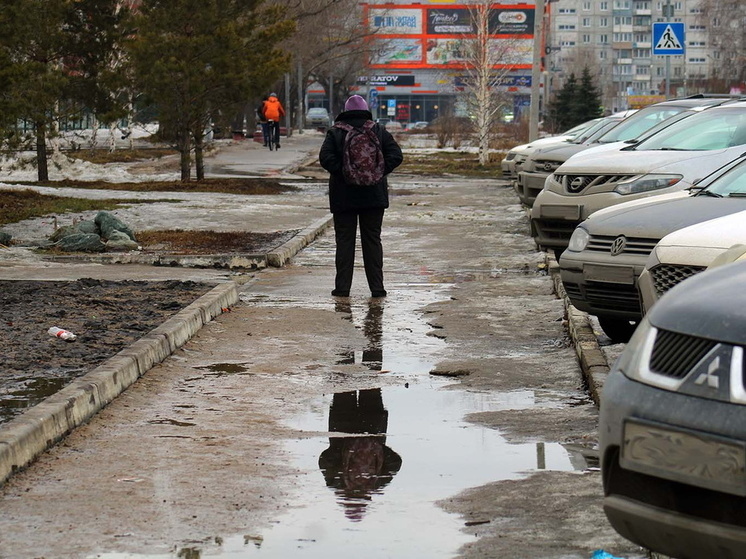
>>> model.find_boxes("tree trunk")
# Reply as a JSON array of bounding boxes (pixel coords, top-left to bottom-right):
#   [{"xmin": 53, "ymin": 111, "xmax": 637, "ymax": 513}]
[
  {"xmin": 179, "ymin": 127, "xmax": 191, "ymax": 182},
  {"xmin": 194, "ymin": 133, "xmax": 204, "ymax": 180},
  {"xmin": 36, "ymin": 123, "xmax": 49, "ymax": 182}
]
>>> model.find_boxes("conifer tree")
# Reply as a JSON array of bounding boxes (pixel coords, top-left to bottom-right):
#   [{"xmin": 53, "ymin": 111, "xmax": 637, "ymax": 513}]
[
  {"xmin": 127, "ymin": 0, "xmax": 295, "ymax": 181},
  {"xmin": 0, "ymin": 0, "xmax": 127, "ymax": 181}
]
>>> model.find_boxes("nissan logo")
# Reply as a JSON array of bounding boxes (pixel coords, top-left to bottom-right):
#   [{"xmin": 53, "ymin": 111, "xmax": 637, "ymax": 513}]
[
  {"xmin": 610, "ymin": 236, "xmax": 627, "ymax": 256},
  {"xmin": 543, "ymin": 162, "xmax": 555, "ymax": 171},
  {"xmin": 570, "ymin": 177, "xmax": 585, "ymax": 189}
]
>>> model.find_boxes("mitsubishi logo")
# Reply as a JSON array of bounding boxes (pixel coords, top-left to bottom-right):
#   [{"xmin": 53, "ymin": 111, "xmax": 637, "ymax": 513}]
[
  {"xmin": 610, "ymin": 236, "xmax": 627, "ymax": 256},
  {"xmin": 695, "ymin": 356, "xmax": 721, "ymax": 389}
]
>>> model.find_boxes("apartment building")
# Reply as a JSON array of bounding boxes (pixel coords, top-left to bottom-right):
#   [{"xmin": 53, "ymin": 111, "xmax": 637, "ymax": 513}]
[{"xmin": 547, "ymin": 0, "xmax": 741, "ymax": 111}]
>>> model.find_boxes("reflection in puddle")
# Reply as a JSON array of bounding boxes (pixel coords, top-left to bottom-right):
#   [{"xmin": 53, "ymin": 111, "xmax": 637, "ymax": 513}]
[{"xmin": 319, "ymin": 389, "xmax": 401, "ymax": 522}]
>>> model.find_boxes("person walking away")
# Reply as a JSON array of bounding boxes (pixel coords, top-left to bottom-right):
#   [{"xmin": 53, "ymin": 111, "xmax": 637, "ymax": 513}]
[
  {"xmin": 262, "ymin": 93, "xmax": 285, "ymax": 148},
  {"xmin": 256, "ymin": 96, "xmax": 270, "ymax": 147},
  {"xmin": 319, "ymin": 94, "xmax": 403, "ymax": 298}
]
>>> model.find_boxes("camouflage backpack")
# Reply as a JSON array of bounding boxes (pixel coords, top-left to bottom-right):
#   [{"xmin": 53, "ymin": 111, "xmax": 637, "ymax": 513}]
[{"xmin": 334, "ymin": 121, "xmax": 386, "ymax": 186}]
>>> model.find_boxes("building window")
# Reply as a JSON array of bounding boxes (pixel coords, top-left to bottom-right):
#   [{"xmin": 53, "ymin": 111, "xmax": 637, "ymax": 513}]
[
  {"xmin": 599, "ymin": 34, "xmax": 609, "ymax": 44},
  {"xmin": 689, "ymin": 25, "xmax": 706, "ymax": 31},
  {"xmin": 688, "ymin": 57, "xmax": 706, "ymax": 63},
  {"xmin": 636, "ymin": 66, "xmax": 650, "ymax": 75},
  {"xmin": 583, "ymin": 1, "xmax": 591, "ymax": 10},
  {"xmin": 582, "ymin": 34, "xmax": 591, "ymax": 43},
  {"xmin": 600, "ymin": 2, "xmax": 609, "ymax": 10},
  {"xmin": 582, "ymin": 18, "xmax": 591, "ymax": 27},
  {"xmin": 558, "ymin": 24, "xmax": 577, "ymax": 30},
  {"xmin": 600, "ymin": 17, "xmax": 609, "ymax": 26},
  {"xmin": 634, "ymin": 48, "xmax": 651, "ymax": 57},
  {"xmin": 558, "ymin": 8, "xmax": 577, "ymax": 14}
]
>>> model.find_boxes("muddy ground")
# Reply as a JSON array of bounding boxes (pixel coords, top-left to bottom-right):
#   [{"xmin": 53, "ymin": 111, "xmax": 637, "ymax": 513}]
[{"xmin": 0, "ymin": 279, "xmax": 214, "ymax": 423}]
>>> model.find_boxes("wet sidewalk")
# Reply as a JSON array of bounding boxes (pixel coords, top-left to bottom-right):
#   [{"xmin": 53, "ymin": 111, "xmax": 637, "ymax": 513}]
[{"xmin": 0, "ymin": 139, "xmax": 640, "ymax": 558}]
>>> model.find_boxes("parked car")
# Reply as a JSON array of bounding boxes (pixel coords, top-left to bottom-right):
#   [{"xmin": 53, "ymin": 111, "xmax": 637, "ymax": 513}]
[
  {"xmin": 559, "ymin": 154, "xmax": 746, "ymax": 342},
  {"xmin": 531, "ymin": 100, "xmax": 746, "ymax": 255},
  {"xmin": 514, "ymin": 111, "xmax": 635, "ymax": 206},
  {"xmin": 306, "ymin": 107, "xmax": 332, "ymax": 129},
  {"xmin": 516, "ymin": 95, "xmax": 740, "ymax": 208},
  {"xmin": 500, "ymin": 118, "xmax": 603, "ymax": 183},
  {"xmin": 638, "ymin": 159, "xmax": 746, "ymax": 310},
  {"xmin": 600, "ymin": 258, "xmax": 746, "ymax": 559}
]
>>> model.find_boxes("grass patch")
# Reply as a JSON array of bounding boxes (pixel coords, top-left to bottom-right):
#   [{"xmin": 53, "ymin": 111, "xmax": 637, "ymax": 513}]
[
  {"xmin": 24, "ymin": 177, "xmax": 301, "ymax": 195},
  {"xmin": 137, "ymin": 229, "xmax": 300, "ymax": 254},
  {"xmin": 0, "ymin": 190, "xmax": 138, "ymax": 227},
  {"xmin": 68, "ymin": 148, "xmax": 178, "ymax": 164},
  {"xmin": 399, "ymin": 151, "xmax": 505, "ymax": 178}
]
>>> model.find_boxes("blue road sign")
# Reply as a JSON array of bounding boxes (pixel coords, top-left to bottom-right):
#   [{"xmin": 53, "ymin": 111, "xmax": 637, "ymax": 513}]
[
  {"xmin": 653, "ymin": 22, "xmax": 685, "ymax": 55},
  {"xmin": 368, "ymin": 89, "xmax": 379, "ymax": 109}
]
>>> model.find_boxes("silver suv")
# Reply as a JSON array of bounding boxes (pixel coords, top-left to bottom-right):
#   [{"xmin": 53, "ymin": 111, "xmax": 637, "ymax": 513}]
[
  {"xmin": 518, "ymin": 96, "xmax": 739, "ymax": 209},
  {"xmin": 532, "ymin": 99, "xmax": 746, "ymax": 256},
  {"xmin": 600, "ymin": 259, "xmax": 746, "ymax": 558}
]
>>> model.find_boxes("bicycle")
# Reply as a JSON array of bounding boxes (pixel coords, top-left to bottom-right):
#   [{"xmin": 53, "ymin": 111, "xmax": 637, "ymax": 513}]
[{"xmin": 267, "ymin": 119, "xmax": 280, "ymax": 151}]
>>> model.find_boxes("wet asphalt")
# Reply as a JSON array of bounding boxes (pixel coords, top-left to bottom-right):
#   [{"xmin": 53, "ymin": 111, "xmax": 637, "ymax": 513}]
[{"xmin": 0, "ymin": 133, "xmax": 634, "ymax": 558}]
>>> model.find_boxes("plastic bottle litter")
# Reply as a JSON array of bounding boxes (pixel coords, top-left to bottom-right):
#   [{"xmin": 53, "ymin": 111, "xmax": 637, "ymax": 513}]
[{"xmin": 48, "ymin": 326, "xmax": 77, "ymax": 341}]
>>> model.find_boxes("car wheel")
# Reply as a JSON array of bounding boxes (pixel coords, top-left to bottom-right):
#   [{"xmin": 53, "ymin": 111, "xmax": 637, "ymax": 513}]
[{"xmin": 597, "ymin": 316, "xmax": 637, "ymax": 344}]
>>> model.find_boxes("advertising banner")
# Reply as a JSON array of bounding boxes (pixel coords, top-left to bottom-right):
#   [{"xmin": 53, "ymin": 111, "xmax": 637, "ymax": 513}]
[{"xmin": 366, "ymin": 3, "xmax": 534, "ymax": 70}]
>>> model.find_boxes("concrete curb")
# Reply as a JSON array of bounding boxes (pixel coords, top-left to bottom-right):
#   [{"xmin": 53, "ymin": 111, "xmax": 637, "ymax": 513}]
[
  {"xmin": 267, "ymin": 215, "xmax": 334, "ymax": 267},
  {"xmin": 549, "ymin": 257, "xmax": 611, "ymax": 407},
  {"xmin": 0, "ymin": 282, "xmax": 239, "ymax": 486}
]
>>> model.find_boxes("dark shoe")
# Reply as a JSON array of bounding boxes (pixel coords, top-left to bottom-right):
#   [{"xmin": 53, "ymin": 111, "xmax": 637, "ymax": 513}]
[
  {"xmin": 276, "ymin": 143, "xmax": 281, "ymax": 149},
  {"xmin": 332, "ymin": 289, "xmax": 350, "ymax": 297},
  {"xmin": 371, "ymin": 290, "xmax": 387, "ymax": 298}
]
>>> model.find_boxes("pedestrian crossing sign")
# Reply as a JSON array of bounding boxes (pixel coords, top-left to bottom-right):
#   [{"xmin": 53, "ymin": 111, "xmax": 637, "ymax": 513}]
[{"xmin": 652, "ymin": 22, "xmax": 685, "ymax": 55}]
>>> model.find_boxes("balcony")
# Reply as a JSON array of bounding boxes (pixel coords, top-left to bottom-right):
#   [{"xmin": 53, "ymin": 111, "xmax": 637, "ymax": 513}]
[
  {"xmin": 634, "ymin": 8, "xmax": 652, "ymax": 15},
  {"xmin": 615, "ymin": 58, "xmax": 633, "ymax": 64}
]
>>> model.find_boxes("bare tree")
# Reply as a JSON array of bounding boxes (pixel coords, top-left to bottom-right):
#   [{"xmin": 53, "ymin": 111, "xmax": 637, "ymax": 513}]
[{"xmin": 458, "ymin": 2, "xmax": 526, "ymax": 165}]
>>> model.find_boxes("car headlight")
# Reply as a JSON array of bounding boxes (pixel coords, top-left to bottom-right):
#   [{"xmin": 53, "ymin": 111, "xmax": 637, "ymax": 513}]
[
  {"xmin": 614, "ymin": 174, "xmax": 683, "ymax": 195},
  {"xmin": 567, "ymin": 226, "xmax": 590, "ymax": 252},
  {"xmin": 613, "ymin": 316, "xmax": 655, "ymax": 381}
]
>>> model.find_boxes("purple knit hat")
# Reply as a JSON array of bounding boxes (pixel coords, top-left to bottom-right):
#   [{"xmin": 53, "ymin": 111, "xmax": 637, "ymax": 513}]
[{"xmin": 344, "ymin": 95, "xmax": 369, "ymax": 111}]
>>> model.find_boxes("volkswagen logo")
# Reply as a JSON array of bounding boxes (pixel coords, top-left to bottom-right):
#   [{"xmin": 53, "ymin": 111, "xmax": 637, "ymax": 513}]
[{"xmin": 610, "ymin": 236, "xmax": 627, "ymax": 256}]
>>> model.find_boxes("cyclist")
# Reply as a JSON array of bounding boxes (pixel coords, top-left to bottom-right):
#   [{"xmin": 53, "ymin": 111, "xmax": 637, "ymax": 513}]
[{"xmin": 262, "ymin": 93, "xmax": 285, "ymax": 150}]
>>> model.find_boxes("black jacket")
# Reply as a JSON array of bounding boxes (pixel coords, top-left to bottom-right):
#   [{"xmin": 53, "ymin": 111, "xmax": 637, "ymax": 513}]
[{"xmin": 319, "ymin": 109, "xmax": 403, "ymax": 214}]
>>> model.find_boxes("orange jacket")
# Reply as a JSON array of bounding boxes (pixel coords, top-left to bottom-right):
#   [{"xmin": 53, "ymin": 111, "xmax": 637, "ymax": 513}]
[{"xmin": 263, "ymin": 96, "xmax": 285, "ymax": 121}]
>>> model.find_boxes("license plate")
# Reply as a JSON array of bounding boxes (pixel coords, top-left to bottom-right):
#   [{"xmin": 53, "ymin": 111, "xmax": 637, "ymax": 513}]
[
  {"xmin": 583, "ymin": 263, "xmax": 634, "ymax": 284},
  {"xmin": 622, "ymin": 419, "xmax": 746, "ymax": 496},
  {"xmin": 540, "ymin": 204, "xmax": 580, "ymax": 219}
]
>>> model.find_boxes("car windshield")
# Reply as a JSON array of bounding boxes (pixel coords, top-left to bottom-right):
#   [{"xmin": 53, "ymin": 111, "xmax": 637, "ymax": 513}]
[
  {"xmin": 563, "ymin": 118, "xmax": 603, "ymax": 139},
  {"xmin": 308, "ymin": 108, "xmax": 327, "ymax": 115},
  {"xmin": 572, "ymin": 119, "xmax": 623, "ymax": 144},
  {"xmin": 634, "ymin": 107, "xmax": 746, "ymax": 151},
  {"xmin": 597, "ymin": 106, "xmax": 687, "ymax": 143},
  {"xmin": 703, "ymin": 160, "xmax": 746, "ymax": 196}
]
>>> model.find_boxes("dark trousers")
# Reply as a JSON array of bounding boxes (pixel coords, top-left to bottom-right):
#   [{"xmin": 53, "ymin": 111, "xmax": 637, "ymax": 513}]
[{"xmin": 333, "ymin": 209, "xmax": 385, "ymax": 293}]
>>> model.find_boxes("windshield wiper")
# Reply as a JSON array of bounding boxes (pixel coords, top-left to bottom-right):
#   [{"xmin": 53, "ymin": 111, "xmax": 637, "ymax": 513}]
[
  {"xmin": 657, "ymin": 147, "xmax": 689, "ymax": 151},
  {"xmin": 727, "ymin": 192, "xmax": 746, "ymax": 197},
  {"xmin": 697, "ymin": 190, "xmax": 723, "ymax": 197}
]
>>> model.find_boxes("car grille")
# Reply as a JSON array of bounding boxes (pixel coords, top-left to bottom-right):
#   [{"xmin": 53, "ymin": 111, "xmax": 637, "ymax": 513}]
[
  {"xmin": 587, "ymin": 234, "xmax": 659, "ymax": 256},
  {"xmin": 533, "ymin": 219, "xmax": 577, "ymax": 242},
  {"xmin": 553, "ymin": 173, "xmax": 636, "ymax": 194},
  {"xmin": 649, "ymin": 329, "xmax": 718, "ymax": 380},
  {"xmin": 651, "ymin": 264, "xmax": 707, "ymax": 297},
  {"xmin": 585, "ymin": 282, "xmax": 641, "ymax": 314}
]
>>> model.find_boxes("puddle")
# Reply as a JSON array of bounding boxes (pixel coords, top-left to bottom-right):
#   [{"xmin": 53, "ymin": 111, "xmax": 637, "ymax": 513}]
[
  {"xmin": 92, "ymin": 283, "xmax": 586, "ymax": 558},
  {"xmin": 0, "ymin": 376, "xmax": 72, "ymax": 424},
  {"xmin": 195, "ymin": 363, "xmax": 251, "ymax": 375}
]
